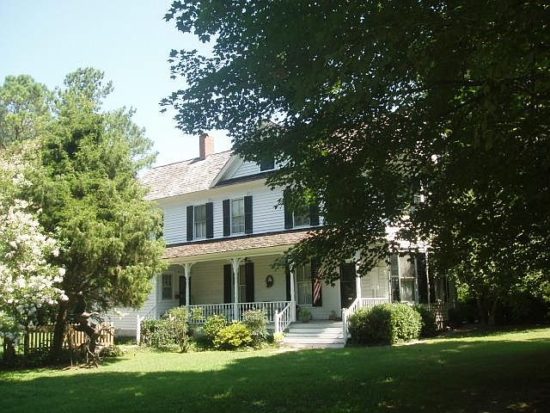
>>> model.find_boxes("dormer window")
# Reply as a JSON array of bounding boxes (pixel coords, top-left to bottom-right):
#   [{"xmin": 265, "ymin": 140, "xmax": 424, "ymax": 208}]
[{"xmin": 259, "ymin": 157, "xmax": 275, "ymax": 171}]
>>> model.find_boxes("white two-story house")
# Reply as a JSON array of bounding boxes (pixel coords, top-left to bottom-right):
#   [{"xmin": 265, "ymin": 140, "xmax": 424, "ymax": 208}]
[{"xmin": 111, "ymin": 135, "xmax": 449, "ymax": 337}]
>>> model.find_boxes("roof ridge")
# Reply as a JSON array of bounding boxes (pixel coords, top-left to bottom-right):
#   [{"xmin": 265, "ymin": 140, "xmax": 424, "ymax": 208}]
[{"xmin": 150, "ymin": 149, "xmax": 233, "ymax": 170}]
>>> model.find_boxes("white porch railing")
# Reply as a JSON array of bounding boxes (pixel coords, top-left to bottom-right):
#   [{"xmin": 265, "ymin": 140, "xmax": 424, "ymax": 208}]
[
  {"xmin": 342, "ymin": 297, "xmax": 391, "ymax": 342},
  {"xmin": 274, "ymin": 303, "xmax": 292, "ymax": 334},
  {"xmin": 188, "ymin": 301, "xmax": 291, "ymax": 324}
]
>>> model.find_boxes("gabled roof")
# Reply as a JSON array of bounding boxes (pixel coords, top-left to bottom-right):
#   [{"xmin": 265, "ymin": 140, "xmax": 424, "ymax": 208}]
[{"xmin": 141, "ymin": 150, "xmax": 233, "ymax": 201}]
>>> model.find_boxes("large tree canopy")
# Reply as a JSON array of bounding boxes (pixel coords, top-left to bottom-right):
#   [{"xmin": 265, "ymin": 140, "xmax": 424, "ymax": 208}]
[
  {"xmin": 0, "ymin": 68, "xmax": 166, "ymax": 356},
  {"xmin": 164, "ymin": 1, "xmax": 548, "ymax": 320},
  {"xmin": 0, "ymin": 75, "xmax": 52, "ymax": 147}
]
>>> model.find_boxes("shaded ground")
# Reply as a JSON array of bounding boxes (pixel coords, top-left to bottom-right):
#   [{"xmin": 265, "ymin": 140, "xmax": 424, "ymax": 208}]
[{"xmin": 1, "ymin": 328, "xmax": 549, "ymax": 413}]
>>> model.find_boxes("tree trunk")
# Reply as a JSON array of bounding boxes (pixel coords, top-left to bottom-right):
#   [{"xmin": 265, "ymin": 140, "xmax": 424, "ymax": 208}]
[
  {"xmin": 487, "ymin": 298, "xmax": 499, "ymax": 326},
  {"xmin": 2, "ymin": 337, "xmax": 16, "ymax": 363},
  {"xmin": 476, "ymin": 297, "xmax": 488, "ymax": 325},
  {"xmin": 50, "ymin": 300, "xmax": 69, "ymax": 360}
]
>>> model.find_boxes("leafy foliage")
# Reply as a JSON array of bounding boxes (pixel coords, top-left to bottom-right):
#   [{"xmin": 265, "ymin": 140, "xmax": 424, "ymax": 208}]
[
  {"xmin": 242, "ymin": 310, "xmax": 268, "ymax": 345},
  {"xmin": 140, "ymin": 307, "xmax": 189, "ymax": 352},
  {"xmin": 213, "ymin": 322, "xmax": 253, "ymax": 350},
  {"xmin": 202, "ymin": 314, "xmax": 227, "ymax": 344},
  {"xmin": 413, "ymin": 305, "xmax": 438, "ymax": 338},
  {"xmin": 0, "ymin": 75, "xmax": 52, "ymax": 147},
  {"xmin": 349, "ymin": 304, "xmax": 422, "ymax": 345},
  {"xmin": 164, "ymin": 1, "xmax": 549, "ymax": 321}
]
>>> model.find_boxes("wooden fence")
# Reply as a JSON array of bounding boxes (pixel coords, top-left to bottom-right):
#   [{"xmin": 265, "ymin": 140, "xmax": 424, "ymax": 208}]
[{"xmin": 1, "ymin": 324, "xmax": 115, "ymax": 356}]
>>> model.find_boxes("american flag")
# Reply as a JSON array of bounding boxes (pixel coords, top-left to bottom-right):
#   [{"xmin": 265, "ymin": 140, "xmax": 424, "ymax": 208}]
[{"xmin": 313, "ymin": 277, "xmax": 322, "ymax": 306}]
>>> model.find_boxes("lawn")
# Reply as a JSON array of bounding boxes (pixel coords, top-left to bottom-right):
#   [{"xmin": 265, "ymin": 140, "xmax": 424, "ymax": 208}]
[{"xmin": 1, "ymin": 328, "xmax": 549, "ymax": 413}]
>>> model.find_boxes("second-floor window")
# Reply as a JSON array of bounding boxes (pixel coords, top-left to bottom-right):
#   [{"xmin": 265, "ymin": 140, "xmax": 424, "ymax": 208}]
[
  {"xmin": 231, "ymin": 198, "xmax": 245, "ymax": 234},
  {"xmin": 187, "ymin": 202, "xmax": 213, "ymax": 241},
  {"xmin": 194, "ymin": 204, "xmax": 206, "ymax": 239},
  {"xmin": 223, "ymin": 196, "xmax": 253, "ymax": 236},
  {"xmin": 293, "ymin": 204, "xmax": 311, "ymax": 227},
  {"xmin": 284, "ymin": 191, "xmax": 320, "ymax": 229}
]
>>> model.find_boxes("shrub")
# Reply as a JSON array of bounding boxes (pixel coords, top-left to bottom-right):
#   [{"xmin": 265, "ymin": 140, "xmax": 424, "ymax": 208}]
[
  {"xmin": 298, "ymin": 307, "xmax": 312, "ymax": 322},
  {"xmin": 414, "ymin": 305, "xmax": 438, "ymax": 338},
  {"xmin": 242, "ymin": 310, "xmax": 268, "ymax": 345},
  {"xmin": 140, "ymin": 307, "xmax": 189, "ymax": 352},
  {"xmin": 100, "ymin": 345, "xmax": 124, "ymax": 358},
  {"xmin": 203, "ymin": 314, "xmax": 228, "ymax": 343},
  {"xmin": 348, "ymin": 308, "xmax": 372, "ymax": 344},
  {"xmin": 349, "ymin": 303, "xmax": 422, "ymax": 345},
  {"xmin": 213, "ymin": 322, "xmax": 253, "ymax": 350}
]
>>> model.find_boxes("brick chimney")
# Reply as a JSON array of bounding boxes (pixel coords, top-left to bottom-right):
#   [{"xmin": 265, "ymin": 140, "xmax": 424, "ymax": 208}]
[{"xmin": 199, "ymin": 133, "xmax": 214, "ymax": 159}]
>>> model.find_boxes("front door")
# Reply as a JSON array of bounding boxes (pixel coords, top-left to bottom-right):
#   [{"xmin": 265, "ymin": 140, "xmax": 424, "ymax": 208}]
[{"xmin": 340, "ymin": 263, "xmax": 357, "ymax": 308}]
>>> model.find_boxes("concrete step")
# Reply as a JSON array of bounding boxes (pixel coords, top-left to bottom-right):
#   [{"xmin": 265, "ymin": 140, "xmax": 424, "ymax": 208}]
[
  {"xmin": 282, "ymin": 321, "xmax": 346, "ymax": 349},
  {"xmin": 286, "ymin": 330, "xmax": 344, "ymax": 337}
]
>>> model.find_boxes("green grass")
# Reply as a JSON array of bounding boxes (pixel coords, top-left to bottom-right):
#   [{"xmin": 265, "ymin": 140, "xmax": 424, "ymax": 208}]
[{"xmin": 1, "ymin": 328, "xmax": 550, "ymax": 413}]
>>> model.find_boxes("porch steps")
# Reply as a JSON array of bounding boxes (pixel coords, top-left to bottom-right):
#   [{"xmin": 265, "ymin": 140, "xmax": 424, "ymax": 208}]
[{"xmin": 282, "ymin": 321, "xmax": 346, "ymax": 349}]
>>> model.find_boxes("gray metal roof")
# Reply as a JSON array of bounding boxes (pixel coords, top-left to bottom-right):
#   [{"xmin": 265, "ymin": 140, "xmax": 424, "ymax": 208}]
[{"xmin": 141, "ymin": 150, "xmax": 233, "ymax": 200}]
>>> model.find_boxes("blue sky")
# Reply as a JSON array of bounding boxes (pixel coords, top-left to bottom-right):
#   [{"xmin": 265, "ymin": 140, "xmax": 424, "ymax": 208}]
[{"xmin": 0, "ymin": 0, "xmax": 231, "ymax": 165}]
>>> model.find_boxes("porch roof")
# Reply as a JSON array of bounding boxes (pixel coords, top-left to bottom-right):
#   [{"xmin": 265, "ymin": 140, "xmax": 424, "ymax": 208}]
[{"xmin": 164, "ymin": 229, "xmax": 313, "ymax": 262}]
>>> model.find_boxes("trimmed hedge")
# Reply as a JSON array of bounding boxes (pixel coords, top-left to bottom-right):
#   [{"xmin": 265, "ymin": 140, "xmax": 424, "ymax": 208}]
[
  {"xmin": 348, "ymin": 303, "xmax": 422, "ymax": 345},
  {"xmin": 414, "ymin": 305, "xmax": 438, "ymax": 338},
  {"xmin": 213, "ymin": 322, "xmax": 253, "ymax": 350}
]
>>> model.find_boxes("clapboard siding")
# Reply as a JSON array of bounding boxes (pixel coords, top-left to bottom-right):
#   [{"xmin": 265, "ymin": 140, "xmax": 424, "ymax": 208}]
[
  {"xmin": 107, "ymin": 278, "xmax": 157, "ymax": 335},
  {"xmin": 161, "ymin": 181, "xmax": 287, "ymax": 244},
  {"xmin": 163, "ymin": 204, "xmax": 186, "ymax": 245},
  {"xmin": 231, "ymin": 160, "xmax": 261, "ymax": 178},
  {"xmin": 189, "ymin": 260, "xmax": 226, "ymax": 304}
]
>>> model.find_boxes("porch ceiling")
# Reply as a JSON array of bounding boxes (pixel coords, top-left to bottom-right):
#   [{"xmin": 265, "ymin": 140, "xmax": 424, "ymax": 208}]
[{"xmin": 164, "ymin": 229, "xmax": 314, "ymax": 263}]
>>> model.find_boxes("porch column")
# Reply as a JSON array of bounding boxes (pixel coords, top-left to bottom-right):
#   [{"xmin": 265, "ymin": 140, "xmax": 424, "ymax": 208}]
[
  {"xmin": 231, "ymin": 257, "xmax": 243, "ymax": 320},
  {"xmin": 290, "ymin": 264, "xmax": 296, "ymax": 322},
  {"xmin": 355, "ymin": 261, "xmax": 362, "ymax": 303},
  {"xmin": 354, "ymin": 252, "xmax": 362, "ymax": 304},
  {"xmin": 184, "ymin": 262, "xmax": 194, "ymax": 307}
]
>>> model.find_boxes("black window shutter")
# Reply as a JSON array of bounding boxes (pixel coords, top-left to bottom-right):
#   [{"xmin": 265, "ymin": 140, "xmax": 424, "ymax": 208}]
[
  {"xmin": 222, "ymin": 199, "xmax": 230, "ymax": 236},
  {"xmin": 285, "ymin": 265, "xmax": 291, "ymax": 301},
  {"xmin": 223, "ymin": 264, "xmax": 232, "ymax": 303},
  {"xmin": 206, "ymin": 202, "xmax": 214, "ymax": 238},
  {"xmin": 186, "ymin": 206, "xmax": 194, "ymax": 241},
  {"xmin": 284, "ymin": 191, "xmax": 293, "ymax": 229},
  {"xmin": 245, "ymin": 262, "xmax": 254, "ymax": 302},
  {"xmin": 309, "ymin": 204, "xmax": 320, "ymax": 226},
  {"xmin": 244, "ymin": 196, "xmax": 253, "ymax": 234},
  {"xmin": 311, "ymin": 259, "xmax": 322, "ymax": 307}
]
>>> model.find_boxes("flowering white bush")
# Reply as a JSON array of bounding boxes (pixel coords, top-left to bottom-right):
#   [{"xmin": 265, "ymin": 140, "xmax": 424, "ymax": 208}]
[{"xmin": 0, "ymin": 145, "xmax": 66, "ymax": 341}]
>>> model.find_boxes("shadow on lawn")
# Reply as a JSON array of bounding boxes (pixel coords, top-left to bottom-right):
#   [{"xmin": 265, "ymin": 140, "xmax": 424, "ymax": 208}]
[{"xmin": 1, "ymin": 337, "xmax": 550, "ymax": 413}]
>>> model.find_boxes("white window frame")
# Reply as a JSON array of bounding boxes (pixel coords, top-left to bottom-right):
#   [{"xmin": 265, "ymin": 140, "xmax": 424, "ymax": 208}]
[
  {"xmin": 231, "ymin": 198, "xmax": 245, "ymax": 234},
  {"xmin": 296, "ymin": 263, "xmax": 312, "ymax": 305},
  {"xmin": 161, "ymin": 273, "xmax": 172, "ymax": 300},
  {"xmin": 390, "ymin": 254, "xmax": 417, "ymax": 303},
  {"xmin": 194, "ymin": 204, "xmax": 207, "ymax": 239}
]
